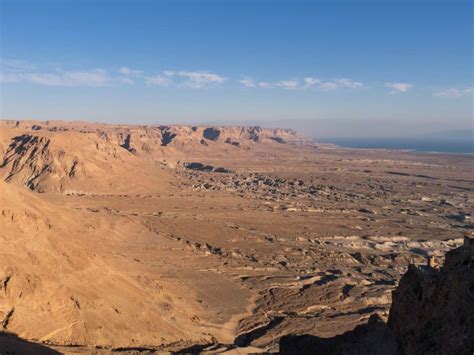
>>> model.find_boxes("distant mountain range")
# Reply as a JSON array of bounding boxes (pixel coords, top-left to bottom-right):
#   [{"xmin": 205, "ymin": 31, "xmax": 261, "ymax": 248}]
[{"xmin": 184, "ymin": 118, "xmax": 473, "ymax": 141}]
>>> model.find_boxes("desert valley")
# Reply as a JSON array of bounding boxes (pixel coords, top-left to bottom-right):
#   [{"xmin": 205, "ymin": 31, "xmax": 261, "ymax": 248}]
[{"xmin": 0, "ymin": 120, "xmax": 472, "ymax": 354}]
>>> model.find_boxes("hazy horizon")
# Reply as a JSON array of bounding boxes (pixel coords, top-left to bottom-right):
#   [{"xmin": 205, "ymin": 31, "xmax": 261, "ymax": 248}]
[
  {"xmin": 1, "ymin": 115, "xmax": 472, "ymax": 137},
  {"xmin": 1, "ymin": 0, "xmax": 473, "ymax": 138}
]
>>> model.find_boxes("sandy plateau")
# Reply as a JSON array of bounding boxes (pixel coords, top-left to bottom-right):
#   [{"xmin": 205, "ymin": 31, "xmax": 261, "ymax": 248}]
[{"xmin": 0, "ymin": 120, "xmax": 472, "ymax": 353}]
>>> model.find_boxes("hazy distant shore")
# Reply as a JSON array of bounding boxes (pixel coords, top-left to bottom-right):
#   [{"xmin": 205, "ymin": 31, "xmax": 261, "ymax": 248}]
[{"xmin": 318, "ymin": 137, "xmax": 474, "ymax": 154}]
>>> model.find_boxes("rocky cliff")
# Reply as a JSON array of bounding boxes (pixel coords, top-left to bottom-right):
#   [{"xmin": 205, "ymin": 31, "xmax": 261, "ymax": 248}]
[
  {"xmin": 0, "ymin": 120, "xmax": 310, "ymax": 193},
  {"xmin": 0, "ymin": 120, "xmax": 308, "ymax": 156},
  {"xmin": 280, "ymin": 235, "xmax": 474, "ymax": 355}
]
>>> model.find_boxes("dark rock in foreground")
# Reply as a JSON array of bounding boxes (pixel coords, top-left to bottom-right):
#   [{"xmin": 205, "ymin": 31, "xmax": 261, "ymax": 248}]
[
  {"xmin": 280, "ymin": 235, "xmax": 474, "ymax": 355},
  {"xmin": 184, "ymin": 162, "xmax": 232, "ymax": 174},
  {"xmin": 280, "ymin": 314, "xmax": 399, "ymax": 355},
  {"xmin": 0, "ymin": 331, "xmax": 59, "ymax": 354},
  {"xmin": 388, "ymin": 234, "xmax": 474, "ymax": 355}
]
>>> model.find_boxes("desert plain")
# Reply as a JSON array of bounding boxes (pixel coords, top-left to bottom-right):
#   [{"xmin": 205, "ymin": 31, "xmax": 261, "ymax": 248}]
[{"xmin": 0, "ymin": 120, "xmax": 472, "ymax": 353}]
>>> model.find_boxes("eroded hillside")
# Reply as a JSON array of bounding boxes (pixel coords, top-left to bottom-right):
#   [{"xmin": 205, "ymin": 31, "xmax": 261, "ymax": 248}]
[{"xmin": 0, "ymin": 120, "xmax": 473, "ymax": 353}]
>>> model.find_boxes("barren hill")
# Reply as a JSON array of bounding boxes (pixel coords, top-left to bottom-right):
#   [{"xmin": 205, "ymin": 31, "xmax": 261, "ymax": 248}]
[
  {"xmin": 0, "ymin": 120, "xmax": 472, "ymax": 352},
  {"xmin": 0, "ymin": 179, "xmax": 250, "ymax": 350},
  {"xmin": 0, "ymin": 120, "xmax": 306, "ymax": 193}
]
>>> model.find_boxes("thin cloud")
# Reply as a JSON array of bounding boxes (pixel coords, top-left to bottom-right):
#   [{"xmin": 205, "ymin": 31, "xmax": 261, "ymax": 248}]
[
  {"xmin": 385, "ymin": 82, "xmax": 414, "ymax": 93},
  {"xmin": 241, "ymin": 76, "xmax": 364, "ymax": 90},
  {"xmin": 148, "ymin": 70, "xmax": 226, "ymax": 88},
  {"xmin": 319, "ymin": 81, "xmax": 339, "ymax": 90},
  {"xmin": 1, "ymin": 59, "xmax": 36, "ymax": 72},
  {"xmin": 258, "ymin": 81, "xmax": 273, "ymax": 88},
  {"xmin": 0, "ymin": 69, "xmax": 111, "ymax": 87},
  {"xmin": 145, "ymin": 74, "xmax": 172, "ymax": 87},
  {"xmin": 0, "ymin": 72, "xmax": 22, "ymax": 83},
  {"xmin": 117, "ymin": 67, "xmax": 144, "ymax": 84},
  {"xmin": 335, "ymin": 78, "xmax": 364, "ymax": 88},
  {"xmin": 118, "ymin": 66, "xmax": 144, "ymax": 77},
  {"xmin": 61, "ymin": 69, "xmax": 110, "ymax": 87},
  {"xmin": 435, "ymin": 87, "xmax": 474, "ymax": 98},
  {"xmin": 26, "ymin": 73, "xmax": 66, "ymax": 86},
  {"xmin": 177, "ymin": 71, "xmax": 225, "ymax": 88},
  {"xmin": 237, "ymin": 77, "xmax": 272, "ymax": 88},
  {"xmin": 0, "ymin": 60, "xmax": 420, "ymax": 95},
  {"xmin": 303, "ymin": 77, "xmax": 320, "ymax": 89},
  {"xmin": 0, "ymin": 62, "xmax": 225, "ymax": 89},
  {"xmin": 239, "ymin": 77, "xmax": 257, "ymax": 88},
  {"xmin": 275, "ymin": 80, "xmax": 299, "ymax": 90},
  {"xmin": 118, "ymin": 77, "xmax": 135, "ymax": 85}
]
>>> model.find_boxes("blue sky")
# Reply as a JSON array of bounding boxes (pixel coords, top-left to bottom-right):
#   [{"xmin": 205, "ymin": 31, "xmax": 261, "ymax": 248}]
[{"xmin": 0, "ymin": 0, "xmax": 472, "ymax": 134}]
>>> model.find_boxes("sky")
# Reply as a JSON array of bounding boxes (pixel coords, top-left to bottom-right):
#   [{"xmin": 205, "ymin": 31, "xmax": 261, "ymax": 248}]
[{"xmin": 0, "ymin": 0, "xmax": 472, "ymax": 137}]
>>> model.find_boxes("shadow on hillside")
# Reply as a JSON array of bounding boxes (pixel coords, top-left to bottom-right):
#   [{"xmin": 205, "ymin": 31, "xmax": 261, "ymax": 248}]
[
  {"xmin": 279, "ymin": 314, "xmax": 400, "ymax": 355},
  {"xmin": 0, "ymin": 331, "xmax": 59, "ymax": 354}
]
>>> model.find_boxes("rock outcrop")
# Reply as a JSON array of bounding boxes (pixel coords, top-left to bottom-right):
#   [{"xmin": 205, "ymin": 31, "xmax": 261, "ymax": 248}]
[
  {"xmin": 0, "ymin": 121, "xmax": 308, "ymax": 157},
  {"xmin": 280, "ymin": 235, "xmax": 474, "ymax": 355},
  {"xmin": 0, "ymin": 134, "xmax": 84, "ymax": 192},
  {"xmin": 184, "ymin": 162, "xmax": 232, "ymax": 173},
  {"xmin": 388, "ymin": 235, "xmax": 474, "ymax": 355},
  {"xmin": 0, "ymin": 129, "xmax": 172, "ymax": 194},
  {"xmin": 0, "ymin": 121, "xmax": 309, "ymax": 193}
]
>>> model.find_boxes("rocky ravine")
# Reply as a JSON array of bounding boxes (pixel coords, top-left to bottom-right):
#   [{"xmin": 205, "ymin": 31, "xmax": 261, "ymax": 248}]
[{"xmin": 280, "ymin": 235, "xmax": 474, "ymax": 355}]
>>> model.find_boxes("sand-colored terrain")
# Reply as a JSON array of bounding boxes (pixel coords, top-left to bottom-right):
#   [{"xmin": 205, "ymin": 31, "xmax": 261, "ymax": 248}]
[{"xmin": 0, "ymin": 120, "xmax": 472, "ymax": 352}]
